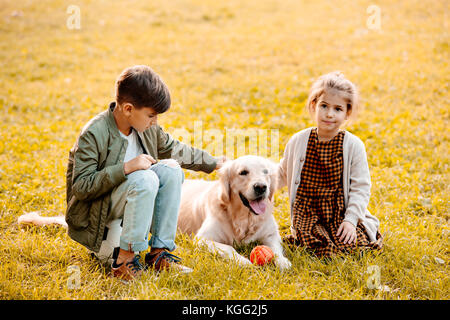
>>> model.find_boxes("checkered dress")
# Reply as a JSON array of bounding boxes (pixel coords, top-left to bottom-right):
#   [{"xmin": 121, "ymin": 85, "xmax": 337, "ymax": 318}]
[{"xmin": 288, "ymin": 128, "xmax": 382, "ymax": 257}]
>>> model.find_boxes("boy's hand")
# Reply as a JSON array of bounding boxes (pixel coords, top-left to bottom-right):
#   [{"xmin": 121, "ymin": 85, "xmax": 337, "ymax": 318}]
[
  {"xmin": 124, "ymin": 154, "xmax": 156, "ymax": 175},
  {"xmin": 214, "ymin": 156, "xmax": 228, "ymax": 170},
  {"xmin": 336, "ymin": 221, "xmax": 357, "ymax": 245}
]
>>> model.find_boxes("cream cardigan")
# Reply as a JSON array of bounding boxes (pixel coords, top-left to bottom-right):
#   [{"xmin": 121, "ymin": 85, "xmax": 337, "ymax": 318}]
[{"xmin": 277, "ymin": 127, "xmax": 380, "ymax": 242}]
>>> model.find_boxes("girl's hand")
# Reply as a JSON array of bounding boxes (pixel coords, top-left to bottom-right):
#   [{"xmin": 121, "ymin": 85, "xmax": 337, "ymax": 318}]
[
  {"xmin": 336, "ymin": 221, "xmax": 357, "ymax": 245},
  {"xmin": 124, "ymin": 154, "xmax": 156, "ymax": 174}
]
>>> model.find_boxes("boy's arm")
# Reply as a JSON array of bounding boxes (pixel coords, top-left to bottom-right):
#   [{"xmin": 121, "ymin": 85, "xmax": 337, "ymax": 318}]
[
  {"xmin": 156, "ymin": 125, "xmax": 217, "ymax": 173},
  {"xmin": 71, "ymin": 131, "xmax": 126, "ymax": 201},
  {"xmin": 343, "ymin": 140, "xmax": 371, "ymax": 227}
]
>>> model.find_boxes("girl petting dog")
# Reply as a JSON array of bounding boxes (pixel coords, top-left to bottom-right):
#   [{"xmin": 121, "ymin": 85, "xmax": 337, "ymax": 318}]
[{"xmin": 278, "ymin": 71, "xmax": 383, "ymax": 257}]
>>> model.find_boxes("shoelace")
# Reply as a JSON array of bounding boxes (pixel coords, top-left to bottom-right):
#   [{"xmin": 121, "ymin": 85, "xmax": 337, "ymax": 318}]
[
  {"xmin": 153, "ymin": 251, "xmax": 181, "ymax": 268},
  {"xmin": 126, "ymin": 255, "xmax": 144, "ymax": 273}
]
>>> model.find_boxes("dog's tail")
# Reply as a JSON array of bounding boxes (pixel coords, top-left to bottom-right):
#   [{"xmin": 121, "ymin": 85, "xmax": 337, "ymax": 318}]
[{"xmin": 18, "ymin": 211, "xmax": 67, "ymax": 228}]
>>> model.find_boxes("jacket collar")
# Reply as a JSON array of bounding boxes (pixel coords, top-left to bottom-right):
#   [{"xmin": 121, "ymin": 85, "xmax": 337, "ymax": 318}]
[
  {"xmin": 107, "ymin": 102, "xmax": 148, "ymax": 154},
  {"xmin": 107, "ymin": 102, "xmax": 122, "ymax": 138}
]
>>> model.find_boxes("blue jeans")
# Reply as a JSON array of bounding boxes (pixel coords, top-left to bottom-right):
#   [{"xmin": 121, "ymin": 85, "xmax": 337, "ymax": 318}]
[{"xmin": 109, "ymin": 160, "xmax": 184, "ymax": 252}]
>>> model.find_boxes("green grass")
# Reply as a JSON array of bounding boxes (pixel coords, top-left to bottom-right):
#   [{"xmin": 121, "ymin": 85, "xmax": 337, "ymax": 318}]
[{"xmin": 0, "ymin": 0, "xmax": 448, "ymax": 299}]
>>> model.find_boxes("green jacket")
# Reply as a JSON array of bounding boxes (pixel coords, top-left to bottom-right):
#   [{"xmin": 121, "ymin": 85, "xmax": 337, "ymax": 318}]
[{"xmin": 66, "ymin": 102, "xmax": 217, "ymax": 252}]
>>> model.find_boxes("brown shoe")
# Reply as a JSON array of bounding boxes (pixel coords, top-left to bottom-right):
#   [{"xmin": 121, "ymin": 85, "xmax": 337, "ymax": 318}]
[
  {"xmin": 145, "ymin": 250, "xmax": 193, "ymax": 274},
  {"xmin": 111, "ymin": 255, "xmax": 144, "ymax": 281}
]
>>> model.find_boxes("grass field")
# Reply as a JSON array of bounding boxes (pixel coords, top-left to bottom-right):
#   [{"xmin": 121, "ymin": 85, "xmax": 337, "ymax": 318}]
[{"xmin": 0, "ymin": 0, "xmax": 448, "ymax": 299}]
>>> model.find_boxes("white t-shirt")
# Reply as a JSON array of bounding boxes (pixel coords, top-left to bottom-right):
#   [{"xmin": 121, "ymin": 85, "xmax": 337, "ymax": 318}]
[{"xmin": 119, "ymin": 129, "xmax": 143, "ymax": 162}]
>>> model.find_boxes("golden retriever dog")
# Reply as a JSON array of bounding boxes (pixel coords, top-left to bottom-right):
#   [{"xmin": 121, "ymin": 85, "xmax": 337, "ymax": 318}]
[{"xmin": 177, "ymin": 155, "xmax": 291, "ymax": 269}]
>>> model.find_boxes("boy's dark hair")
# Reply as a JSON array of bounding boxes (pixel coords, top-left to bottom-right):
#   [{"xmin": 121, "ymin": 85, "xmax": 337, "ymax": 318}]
[{"xmin": 115, "ymin": 65, "xmax": 171, "ymax": 113}]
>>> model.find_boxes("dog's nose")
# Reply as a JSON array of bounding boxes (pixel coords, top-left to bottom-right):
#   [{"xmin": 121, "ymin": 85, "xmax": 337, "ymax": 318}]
[{"xmin": 253, "ymin": 183, "xmax": 267, "ymax": 195}]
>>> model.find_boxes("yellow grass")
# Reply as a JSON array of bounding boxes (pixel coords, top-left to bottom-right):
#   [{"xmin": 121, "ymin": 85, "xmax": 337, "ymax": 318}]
[{"xmin": 0, "ymin": 0, "xmax": 448, "ymax": 299}]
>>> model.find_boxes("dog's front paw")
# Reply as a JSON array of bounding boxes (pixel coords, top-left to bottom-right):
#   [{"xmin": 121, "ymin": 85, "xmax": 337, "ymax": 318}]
[
  {"xmin": 275, "ymin": 256, "xmax": 292, "ymax": 270},
  {"xmin": 234, "ymin": 255, "xmax": 253, "ymax": 267}
]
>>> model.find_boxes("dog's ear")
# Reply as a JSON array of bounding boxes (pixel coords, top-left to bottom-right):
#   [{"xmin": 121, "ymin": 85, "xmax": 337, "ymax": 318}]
[{"xmin": 218, "ymin": 161, "xmax": 232, "ymax": 204}]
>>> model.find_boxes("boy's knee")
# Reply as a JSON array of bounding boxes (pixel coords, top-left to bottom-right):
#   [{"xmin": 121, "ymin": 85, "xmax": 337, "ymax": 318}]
[
  {"xmin": 159, "ymin": 159, "xmax": 180, "ymax": 169},
  {"xmin": 130, "ymin": 169, "xmax": 159, "ymax": 189},
  {"xmin": 157, "ymin": 160, "xmax": 184, "ymax": 183}
]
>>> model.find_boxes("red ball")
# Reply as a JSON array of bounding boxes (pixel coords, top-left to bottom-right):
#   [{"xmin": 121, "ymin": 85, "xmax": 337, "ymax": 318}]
[{"xmin": 250, "ymin": 245, "xmax": 274, "ymax": 266}]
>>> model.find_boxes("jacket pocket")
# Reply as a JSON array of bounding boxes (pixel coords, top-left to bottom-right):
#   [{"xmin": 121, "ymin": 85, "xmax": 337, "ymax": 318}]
[{"xmin": 66, "ymin": 195, "xmax": 90, "ymax": 230}]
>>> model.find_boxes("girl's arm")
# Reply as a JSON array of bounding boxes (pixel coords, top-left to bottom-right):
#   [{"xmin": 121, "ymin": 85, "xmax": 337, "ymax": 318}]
[
  {"xmin": 276, "ymin": 143, "xmax": 290, "ymax": 191},
  {"xmin": 276, "ymin": 157, "xmax": 288, "ymax": 190},
  {"xmin": 343, "ymin": 139, "xmax": 371, "ymax": 227}
]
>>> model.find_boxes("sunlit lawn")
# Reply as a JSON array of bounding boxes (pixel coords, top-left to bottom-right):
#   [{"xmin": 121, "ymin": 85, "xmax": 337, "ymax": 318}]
[{"xmin": 0, "ymin": 0, "xmax": 448, "ymax": 299}]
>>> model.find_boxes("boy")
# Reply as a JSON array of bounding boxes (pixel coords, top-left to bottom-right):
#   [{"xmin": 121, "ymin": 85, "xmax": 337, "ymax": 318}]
[{"xmin": 66, "ymin": 65, "xmax": 224, "ymax": 280}]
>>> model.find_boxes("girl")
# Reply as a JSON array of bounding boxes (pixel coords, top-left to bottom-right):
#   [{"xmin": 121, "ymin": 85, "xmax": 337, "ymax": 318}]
[{"xmin": 277, "ymin": 71, "xmax": 382, "ymax": 257}]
